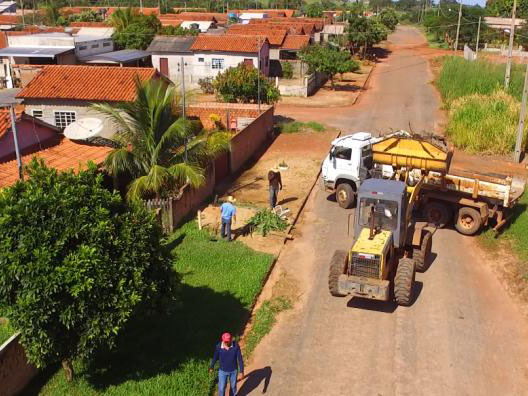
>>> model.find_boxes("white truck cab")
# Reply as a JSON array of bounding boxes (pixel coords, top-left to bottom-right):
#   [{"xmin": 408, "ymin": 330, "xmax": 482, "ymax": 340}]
[{"xmin": 321, "ymin": 132, "xmax": 379, "ymax": 208}]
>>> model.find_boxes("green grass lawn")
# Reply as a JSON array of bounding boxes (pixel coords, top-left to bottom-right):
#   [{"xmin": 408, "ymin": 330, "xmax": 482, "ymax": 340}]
[
  {"xmin": 24, "ymin": 221, "xmax": 274, "ymax": 396},
  {"xmin": 424, "ymin": 31, "xmax": 449, "ymax": 49},
  {"xmin": 278, "ymin": 121, "xmax": 325, "ymax": 134}
]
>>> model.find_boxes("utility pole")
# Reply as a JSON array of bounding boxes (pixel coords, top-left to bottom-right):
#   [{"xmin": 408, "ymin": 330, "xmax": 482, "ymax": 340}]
[
  {"xmin": 505, "ymin": 0, "xmax": 517, "ymax": 90},
  {"xmin": 437, "ymin": 0, "xmax": 440, "ymax": 17},
  {"xmin": 139, "ymin": 0, "xmax": 143, "ymax": 12},
  {"xmin": 181, "ymin": 57, "xmax": 187, "ymax": 163},
  {"xmin": 21, "ymin": 0, "xmax": 25, "ymax": 28},
  {"xmin": 454, "ymin": 2, "xmax": 462, "ymax": 52},
  {"xmin": 514, "ymin": 63, "xmax": 528, "ymax": 162},
  {"xmin": 475, "ymin": 16, "xmax": 481, "ymax": 55},
  {"xmin": 9, "ymin": 105, "xmax": 23, "ymax": 180}
]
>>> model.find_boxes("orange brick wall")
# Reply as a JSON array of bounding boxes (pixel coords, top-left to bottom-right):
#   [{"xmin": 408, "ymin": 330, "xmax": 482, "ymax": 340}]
[{"xmin": 187, "ymin": 103, "xmax": 272, "ymax": 130}]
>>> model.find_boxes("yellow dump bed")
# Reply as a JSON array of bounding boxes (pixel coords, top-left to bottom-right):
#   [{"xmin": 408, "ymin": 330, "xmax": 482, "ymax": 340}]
[{"xmin": 373, "ymin": 133, "xmax": 451, "ymax": 173}]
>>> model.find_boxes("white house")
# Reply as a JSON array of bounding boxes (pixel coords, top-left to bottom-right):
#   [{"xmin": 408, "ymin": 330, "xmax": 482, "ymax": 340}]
[
  {"xmin": 180, "ymin": 20, "xmax": 214, "ymax": 33},
  {"xmin": 149, "ymin": 34, "xmax": 270, "ymax": 89},
  {"xmin": 239, "ymin": 13, "xmax": 268, "ymax": 24}
]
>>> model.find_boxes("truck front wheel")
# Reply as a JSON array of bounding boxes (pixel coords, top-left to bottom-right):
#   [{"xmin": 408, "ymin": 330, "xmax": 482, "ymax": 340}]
[
  {"xmin": 423, "ymin": 201, "xmax": 451, "ymax": 228},
  {"xmin": 455, "ymin": 207, "xmax": 482, "ymax": 236},
  {"xmin": 336, "ymin": 183, "xmax": 355, "ymax": 209}
]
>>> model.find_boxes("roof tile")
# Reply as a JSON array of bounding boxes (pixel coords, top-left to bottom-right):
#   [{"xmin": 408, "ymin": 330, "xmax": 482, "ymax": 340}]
[
  {"xmin": 226, "ymin": 26, "xmax": 287, "ymax": 46},
  {"xmin": 190, "ymin": 35, "xmax": 267, "ymax": 53},
  {"xmin": 281, "ymin": 35, "xmax": 310, "ymax": 50},
  {"xmin": 17, "ymin": 65, "xmax": 157, "ymax": 102},
  {"xmin": 0, "ymin": 137, "xmax": 112, "ymax": 188}
]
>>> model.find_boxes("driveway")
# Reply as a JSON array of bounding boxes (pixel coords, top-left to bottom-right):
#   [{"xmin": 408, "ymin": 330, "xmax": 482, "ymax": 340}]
[{"xmin": 239, "ymin": 26, "xmax": 528, "ymax": 395}]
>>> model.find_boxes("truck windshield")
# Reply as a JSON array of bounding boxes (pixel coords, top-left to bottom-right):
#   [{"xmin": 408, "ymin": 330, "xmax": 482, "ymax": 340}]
[{"xmin": 358, "ymin": 198, "xmax": 398, "ymax": 231}]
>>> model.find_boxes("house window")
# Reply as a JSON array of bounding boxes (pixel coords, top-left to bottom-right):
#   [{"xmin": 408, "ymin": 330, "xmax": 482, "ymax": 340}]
[
  {"xmin": 211, "ymin": 58, "xmax": 224, "ymax": 70},
  {"xmin": 198, "ymin": 57, "xmax": 204, "ymax": 62},
  {"xmin": 103, "ymin": 42, "xmax": 111, "ymax": 47},
  {"xmin": 91, "ymin": 44, "xmax": 99, "ymax": 49},
  {"xmin": 79, "ymin": 45, "xmax": 87, "ymax": 50},
  {"xmin": 32, "ymin": 109, "xmax": 43, "ymax": 118},
  {"xmin": 54, "ymin": 111, "xmax": 76, "ymax": 129}
]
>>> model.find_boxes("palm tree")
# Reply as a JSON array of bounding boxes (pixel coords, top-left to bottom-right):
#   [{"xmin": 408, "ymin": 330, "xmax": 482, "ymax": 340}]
[
  {"xmin": 107, "ymin": 7, "xmax": 139, "ymax": 32},
  {"xmin": 92, "ymin": 79, "xmax": 230, "ymax": 201}
]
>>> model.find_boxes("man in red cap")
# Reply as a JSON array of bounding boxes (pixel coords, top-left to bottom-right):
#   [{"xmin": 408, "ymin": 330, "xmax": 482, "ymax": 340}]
[{"xmin": 209, "ymin": 332, "xmax": 244, "ymax": 396}]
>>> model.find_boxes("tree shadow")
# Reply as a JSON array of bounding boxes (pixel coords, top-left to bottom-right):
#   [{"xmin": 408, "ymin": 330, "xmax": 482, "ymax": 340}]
[
  {"xmin": 22, "ymin": 284, "xmax": 249, "ymax": 394},
  {"xmin": 367, "ymin": 47, "xmax": 392, "ymax": 62},
  {"xmin": 237, "ymin": 366, "xmax": 272, "ymax": 395}
]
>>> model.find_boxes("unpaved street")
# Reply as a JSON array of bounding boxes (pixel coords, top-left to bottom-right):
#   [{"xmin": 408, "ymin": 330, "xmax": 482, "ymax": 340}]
[{"xmin": 239, "ymin": 26, "xmax": 528, "ymax": 395}]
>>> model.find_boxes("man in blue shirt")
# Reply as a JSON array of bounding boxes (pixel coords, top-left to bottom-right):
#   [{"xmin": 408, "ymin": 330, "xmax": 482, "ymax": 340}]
[
  {"xmin": 220, "ymin": 196, "xmax": 237, "ymax": 242},
  {"xmin": 209, "ymin": 332, "xmax": 244, "ymax": 396}
]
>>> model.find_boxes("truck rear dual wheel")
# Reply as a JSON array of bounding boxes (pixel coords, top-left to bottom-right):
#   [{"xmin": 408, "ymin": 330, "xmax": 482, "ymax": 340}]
[
  {"xmin": 336, "ymin": 183, "xmax": 356, "ymax": 209},
  {"xmin": 423, "ymin": 201, "xmax": 451, "ymax": 228},
  {"xmin": 413, "ymin": 231, "xmax": 432, "ymax": 272},
  {"xmin": 394, "ymin": 258, "xmax": 416, "ymax": 306},
  {"xmin": 329, "ymin": 250, "xmax": 348, "ymax": 297},
  {"xmin": 455, "ymin": 207, "xmax": 482, "ymax": 236}
]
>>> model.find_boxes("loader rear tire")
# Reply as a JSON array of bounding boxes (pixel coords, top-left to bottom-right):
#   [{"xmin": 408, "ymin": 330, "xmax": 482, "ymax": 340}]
[
  {"xmin": 455, "ymin": 206, "xmax": 481, "ymax": 236},
  {"xmin": 336, "ymin": 183, "xmax": 355, "ymax": 209},
  {"xmin": 413, "ymin": 231, "xmax": 432, "ymax": 272},
  {"xmin": 394, "ymin": 258, "xmax": 415, "ymax": 306},
  {"xmin": 329, "ymin": 250, "xmax": 347, "ymax": 297}
]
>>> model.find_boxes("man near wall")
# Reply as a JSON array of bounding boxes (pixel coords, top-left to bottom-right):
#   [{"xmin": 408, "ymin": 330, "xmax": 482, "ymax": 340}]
[
  {"xmin": 220, "ymin": 196, "xmax": 237, "ymax": 242},
  {"xmin": 268, "ymin": 166, "xmax": 282, "ymax": 208}
]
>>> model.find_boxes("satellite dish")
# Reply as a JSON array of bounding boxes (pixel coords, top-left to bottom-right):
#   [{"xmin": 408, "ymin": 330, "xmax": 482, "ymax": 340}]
[{"xmin": 64, "ymin": 118, "xmax": 104, "ymax": 140}]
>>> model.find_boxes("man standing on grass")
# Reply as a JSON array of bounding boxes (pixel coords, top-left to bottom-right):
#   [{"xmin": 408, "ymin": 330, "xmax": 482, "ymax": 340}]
[
  {"xmin": 209, "ymin": 332, "xmax": 244, "ymax": 396},
  {"xmin": 268, "ymin": 166, "xmax": 282, "ymax": 208},
  {"xmin": 220, "ymin": 196, "xmax": 237, "ymax": 242}
]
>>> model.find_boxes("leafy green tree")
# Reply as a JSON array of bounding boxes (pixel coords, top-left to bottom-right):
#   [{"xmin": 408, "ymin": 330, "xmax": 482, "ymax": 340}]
[
  {"xmin": 299, "ymin": 44, "xmax": 360, "ymax": 88},
  {"xmin": 304, "ymin": 2, "xmax": 324, "ymax": 17},
  {"xmin": 108, "ymin": 7, "xmax": 139, "ymax": 32},
  {"xmin": 108, "ymin": 7, "xmax": 161, "ymax": 50},
  {"xmin": 347, "ymin": 14, "xmax": 388, "ymax": 56},
  {"xmin": 213, "ymin": 64, "xmax": 281, "ymax": 104},
  {"xmin": 159, "ymin": 25, "xmax": 199, "ymax": 36},
  {"xmin": 0, "ymin": 159, "xmax": 175, "ymax": 380},
  {"xmin": 486, "ymin": 0, "xmax": 528, "ymax": 18},
  {"xmin": 93, "ymin": 79, "xmax": 230, "ymax": 201},
  {"xmin": 41, "ymin": 1, "xmax": 67, "ymax": 26},
  {"xmin": 379, "ymin": 8, "xmax": 399, "ymax": 31},
  {"xmin": 68, "ymin": 10, "xmax": 102, "ymax": 23}
]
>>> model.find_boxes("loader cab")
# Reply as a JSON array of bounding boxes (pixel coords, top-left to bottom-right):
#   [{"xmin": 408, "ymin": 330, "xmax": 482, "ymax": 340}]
[{"xmin": 354, "ymin": 179, "xmax": 408, "ymax": 248}]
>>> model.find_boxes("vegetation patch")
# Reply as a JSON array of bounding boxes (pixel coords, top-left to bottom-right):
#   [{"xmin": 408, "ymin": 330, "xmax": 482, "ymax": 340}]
[
  {"xmin": 244, "ymin": 297, "xmax": 292, "ymax": 358},
  {"xmin": 437, "ymin": 56, "xmax": 525, "ymax": 106},
  {"xmin": 247, "ymin": 209, "xmax": 289, "ymax": 236},
  {"xmin": 0, "ymin": 308, "xmax": 14, "ymax": 346},
  {"xmin": 27, "ymin": 221, "xmax": 274, "ymax": 396},
  {"xmin": 278, "ymin": 121, "xmax": 325, "ymax": 134},
  {"xmin": 447, "ymin": 91, "xmax": 525, "ymax": 155}
]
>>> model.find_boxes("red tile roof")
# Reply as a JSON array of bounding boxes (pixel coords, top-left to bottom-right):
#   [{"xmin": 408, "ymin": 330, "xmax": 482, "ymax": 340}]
[
  {"xmin": 226, "ymin": 27, "xmax": 287, "ymax": 46},
  {"xmin": 17, "ymin": 66, "xmax": 158, "ymax": 102},
  {"xmin": 0, "ymin": 137, "xmax": 112, "ymax": 188},
  {"xmin": 281, "ymin": 35, "xmax": 310, "ymax": 50},
  {"xmin": 69, "ymin": 22, "xmax": 109, "ymax": 27},
  {"xmin": 0, "ymin": 32, "xmax": 7, "ymax": 49},
  {"xmin": 0, "ymin": 107, "xmax": 24, "ymax": 140},
  {"xmin": 61, "ymin": 6, "xmax": 160, "ymax": 16},
  {"xmin": 159, "ymin": 12, "xmax": 217, "ymax": 22},
  {"xmin": 190, "ymin": 35, "xmax": 267, "ymax": 53},
  {"xmin": 0, "ymin": 15, "xmax": 19, "ymax": 25}
]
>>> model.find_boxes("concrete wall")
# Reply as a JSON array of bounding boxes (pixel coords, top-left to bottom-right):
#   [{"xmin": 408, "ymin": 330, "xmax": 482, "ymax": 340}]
[
  {"xmin": 23, "ymin": 99, "xmax": 116, "ymax": 138},
  {"xmin": 0, "ymin": 333, "xmax": 38, "ymax": 396},
  {"xmin": 277, "ymin": 71, "xmax": 327, "ymax": 97},
  {"xmin": 151, "ymin": 53, "xmax": 196, "ymax": 87}
]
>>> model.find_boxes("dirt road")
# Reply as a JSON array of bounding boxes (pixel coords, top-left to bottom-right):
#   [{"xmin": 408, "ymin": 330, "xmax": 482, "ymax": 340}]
[
  {"xmin": 276, "ymin": 25, "xmax": 446, "ymax": 134},
  {"xmin": 238, "ymin": 26, "xmax": 528, "ymax": 395}
]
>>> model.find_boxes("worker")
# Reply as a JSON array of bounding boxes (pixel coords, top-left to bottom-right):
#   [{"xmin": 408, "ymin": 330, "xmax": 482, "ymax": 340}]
[
  {"xmin": 220, "ymin": 196, "xmax": 237, "ymax": 242},
  {"xmin": 268, "ymin": 166, "xmax": 283, "ymax": 208},
  {"xmin": 209, "ymin": 332, "xmax": 245, "ymax": 396}
]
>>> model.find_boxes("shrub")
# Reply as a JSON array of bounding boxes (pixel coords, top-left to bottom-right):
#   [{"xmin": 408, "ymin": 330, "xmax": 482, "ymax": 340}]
[
  {"xmin": 246, "ymin": 209, "xmax": 288, "ymax": 236},
  {"xmin": 198, "ymin": 77, "xmax": 215, "ymax": 94},
  {"xmin": 379, "ymin": 8, "xmax": 399, "ymax": 31},
  {"xmin": 447, "ymin": 91, "xmax": 526, "ymax": 154},
  {"xmin": 213, "ymin": 64, "xmax": 281, "ymax": 104},
  {"xmin": 281, "ymin": 61, "xmax": 294, "ymax": 79},
  {"xmin": 0, "ymin": 159, "xmax": 175, "ymax": 379}
]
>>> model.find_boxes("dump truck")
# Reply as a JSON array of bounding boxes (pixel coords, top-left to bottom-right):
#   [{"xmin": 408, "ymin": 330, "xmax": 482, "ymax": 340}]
[{"xmin": 321, "ymin": 131, "xmax": 526, "ymax": 235}]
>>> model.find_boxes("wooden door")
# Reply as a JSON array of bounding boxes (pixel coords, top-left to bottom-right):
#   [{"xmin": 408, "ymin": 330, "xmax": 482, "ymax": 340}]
[{"xmin": 159, "ymin": 58, "xmax": 169, "ymax": 76}]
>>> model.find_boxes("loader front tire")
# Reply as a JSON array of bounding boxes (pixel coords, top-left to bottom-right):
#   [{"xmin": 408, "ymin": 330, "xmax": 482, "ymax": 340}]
[
  {"xmin": 394, "ymin": 258, "xmax": 415, "ymax": 306},
  {"xmin": 329, "ymin": 250, "xmax": 347, "ymax": 297},
  {"xmin": 413, "ymin": 231, "xmax": 432, "ymax": 272}
]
